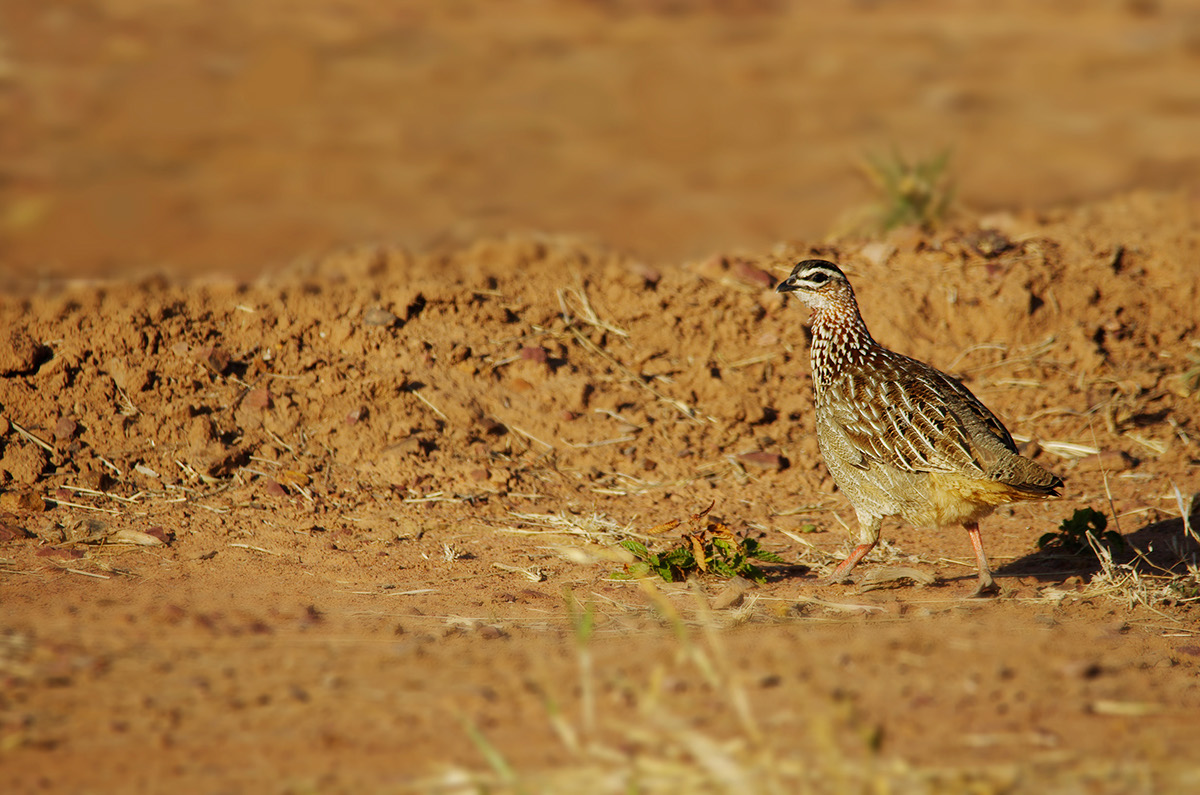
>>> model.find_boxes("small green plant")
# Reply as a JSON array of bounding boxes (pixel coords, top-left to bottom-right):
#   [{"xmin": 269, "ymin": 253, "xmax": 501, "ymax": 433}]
[
  {"xmin": 614, "ymin": 503, "xmax": 785, "ymax": 583},
  {"xmin": 1038, "ymin": 507, "xmax": 1125, "ymax": 556},
  {"xmin": 858, "ymin": 146, "xmax": 955, "ymax": 232}
]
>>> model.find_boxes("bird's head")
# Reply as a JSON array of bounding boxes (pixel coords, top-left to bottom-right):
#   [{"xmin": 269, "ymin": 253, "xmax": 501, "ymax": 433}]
[{"xmin": 775, "ymin": 259, "xmax": 854, "ymax": 313}]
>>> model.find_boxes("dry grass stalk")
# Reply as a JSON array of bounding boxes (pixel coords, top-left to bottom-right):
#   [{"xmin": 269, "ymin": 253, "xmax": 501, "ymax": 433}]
[
  {"xmin": 60, "ymin": 484, "xmax": 143, "ymax": 504},
  {"xmin": 227, "ymin": 543, "xmax": 284, "ymax": 556},
  {"xmin": 409, "ymin": 388, "xmax": 450, "ymax": 422},
  {"xmin": 44, "ymin": 496, "xmax": 120, "ymax": 515},
  {"xmin": 1174, "ymin": 481, "xmax": 1200, "ymax": 548},
  {"xmin": 561, "ymin": 435, "xmax": 637, "ymax": 449},
  {"xmin": 9, "ymin": 420, "xmax": 55, "ymax": 454},
  {"xmin": 557, "ymin": 282, "xmax": 629, "ymax": 339},
  {"xmin": 64, "ymin": 568, "xmax": 110, "ymax": 580},
  {"xmin": 505, "ymin": 423, "xmax": 555, "ymax": 450}
]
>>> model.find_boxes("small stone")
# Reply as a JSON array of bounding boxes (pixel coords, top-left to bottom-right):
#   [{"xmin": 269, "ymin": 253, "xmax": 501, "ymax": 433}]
[
  {"xmin": 520, "ymin": 346, "xmax": 548, "ymax": 363},
  {"xmin": 78, "ymin": 469, "xmax": 107, "ymax": 491},
  {"xmin": 197, "ymin": 346, "xmax": 231, "ymax": 374},
  {"xmin": 470, "ymin": 468, "xmax": 489, "ymax": 482},
  {"xmin": 737, "ymin": 451, "xmax": 787, "ymax": 471},
  {"xmin": 477, "ymin": 625, "xmax": 506, "ymax": 640},
  {"xmin": 345, "ymin": 406, "xmax": 367, "ymax": 425},
  {"xmin": 265, "ymin": 480, "xmax": 288, "ymax": 497},
  {"xmin": 362, "ymin": 307, "xmax": 399, "ymax": 327},
  {"xmin": 245, "ymin": 387, "xmax": 272, "ymax": 410},
  {"xmin": 53, "ymin": 417, "xmax": 78, "ymax": 441}
]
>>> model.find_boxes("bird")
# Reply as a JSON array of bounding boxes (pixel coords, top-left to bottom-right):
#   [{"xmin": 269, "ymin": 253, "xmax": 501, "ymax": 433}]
[{"xmin": 775, "ymin": 259, "xmax": 1063, "ymax": 595}]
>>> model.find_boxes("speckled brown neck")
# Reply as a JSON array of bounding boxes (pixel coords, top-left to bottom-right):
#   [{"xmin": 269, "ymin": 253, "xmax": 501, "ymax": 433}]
[{"xmin": 808, "ymin": 287, "xmax": 875, "ymax": 400}]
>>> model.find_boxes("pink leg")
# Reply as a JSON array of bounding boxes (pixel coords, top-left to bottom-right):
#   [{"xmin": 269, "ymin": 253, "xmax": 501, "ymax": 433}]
[
  {"xmin": 819, "ymin": 542, "xmax": 877, "ymax": 585},
  {"xmin": 965, "ymin": 521, "xmax": 998, "ymax": 596}
]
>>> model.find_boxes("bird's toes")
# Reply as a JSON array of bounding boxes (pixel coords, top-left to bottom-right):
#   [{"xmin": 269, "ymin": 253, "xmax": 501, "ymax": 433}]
[{"xmin": 968, "ymin": 579, "xmax": 1001, "ymax": 599}]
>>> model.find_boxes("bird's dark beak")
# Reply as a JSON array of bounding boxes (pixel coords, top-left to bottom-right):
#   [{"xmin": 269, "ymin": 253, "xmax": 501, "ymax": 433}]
[{"xmin": 776, "ymin": 277, "xmax": 796, "ymax": 294}]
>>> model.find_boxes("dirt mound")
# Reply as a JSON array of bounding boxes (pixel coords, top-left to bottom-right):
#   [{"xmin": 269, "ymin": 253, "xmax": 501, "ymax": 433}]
[{"xmin": 3, "ymin": 191, "xmax": 1197, "ymax": 514}]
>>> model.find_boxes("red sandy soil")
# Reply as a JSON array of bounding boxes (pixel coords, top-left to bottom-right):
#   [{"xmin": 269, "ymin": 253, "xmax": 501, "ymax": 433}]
[{"xmin": 2, "ymin": 2, "xmax": 1200, "ymax": 793}]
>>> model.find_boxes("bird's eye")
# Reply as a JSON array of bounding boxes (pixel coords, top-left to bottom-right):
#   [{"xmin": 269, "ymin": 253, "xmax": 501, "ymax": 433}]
[{"xmin": 806, "ymin": 271, "xmax": 830, "ymax": 285}]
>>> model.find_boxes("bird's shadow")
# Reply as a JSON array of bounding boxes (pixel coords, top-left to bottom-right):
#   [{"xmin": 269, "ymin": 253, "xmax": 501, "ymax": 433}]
[
  {"xmin": 995, "ymin": 513, "xmax": 1200, "ymax": 584},
  {"xmin": 757, "ymin": 509, "xmax": 1199, "ymax": 591}
]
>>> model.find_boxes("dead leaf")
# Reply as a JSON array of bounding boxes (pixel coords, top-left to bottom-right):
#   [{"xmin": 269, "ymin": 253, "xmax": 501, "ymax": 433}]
[
  {"xmin": 144, "ymin": 526, "xmax": 175, "ymax": 545},
  {"xmin": 645, "ymin": 518, "xmax": 681, "ymax": 535},
  {"xmin": 687, "ymin": 533, "xmax": 707, "ymax": 572}
]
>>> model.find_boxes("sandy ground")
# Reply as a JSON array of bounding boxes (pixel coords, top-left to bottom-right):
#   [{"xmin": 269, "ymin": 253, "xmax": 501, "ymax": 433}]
[{"xmin": 2, "ymin": 2, "xmax": 1200, "ymax": 793}]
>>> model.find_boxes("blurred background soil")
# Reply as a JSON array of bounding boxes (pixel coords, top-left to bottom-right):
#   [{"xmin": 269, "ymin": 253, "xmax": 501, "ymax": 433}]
[
  {"xmin": 2, "ymin": 1, "xmax": 1200, "ymax": 792},
  {"xmin": 2, "ymin": 0, "xmax": 1200, "ymax": 283}
]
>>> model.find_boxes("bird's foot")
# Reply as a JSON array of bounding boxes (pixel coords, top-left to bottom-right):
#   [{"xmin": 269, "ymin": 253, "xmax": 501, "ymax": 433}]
[{"xmin": 968, "ymin": 577, "xmax": 1000, "ymax": 598}]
